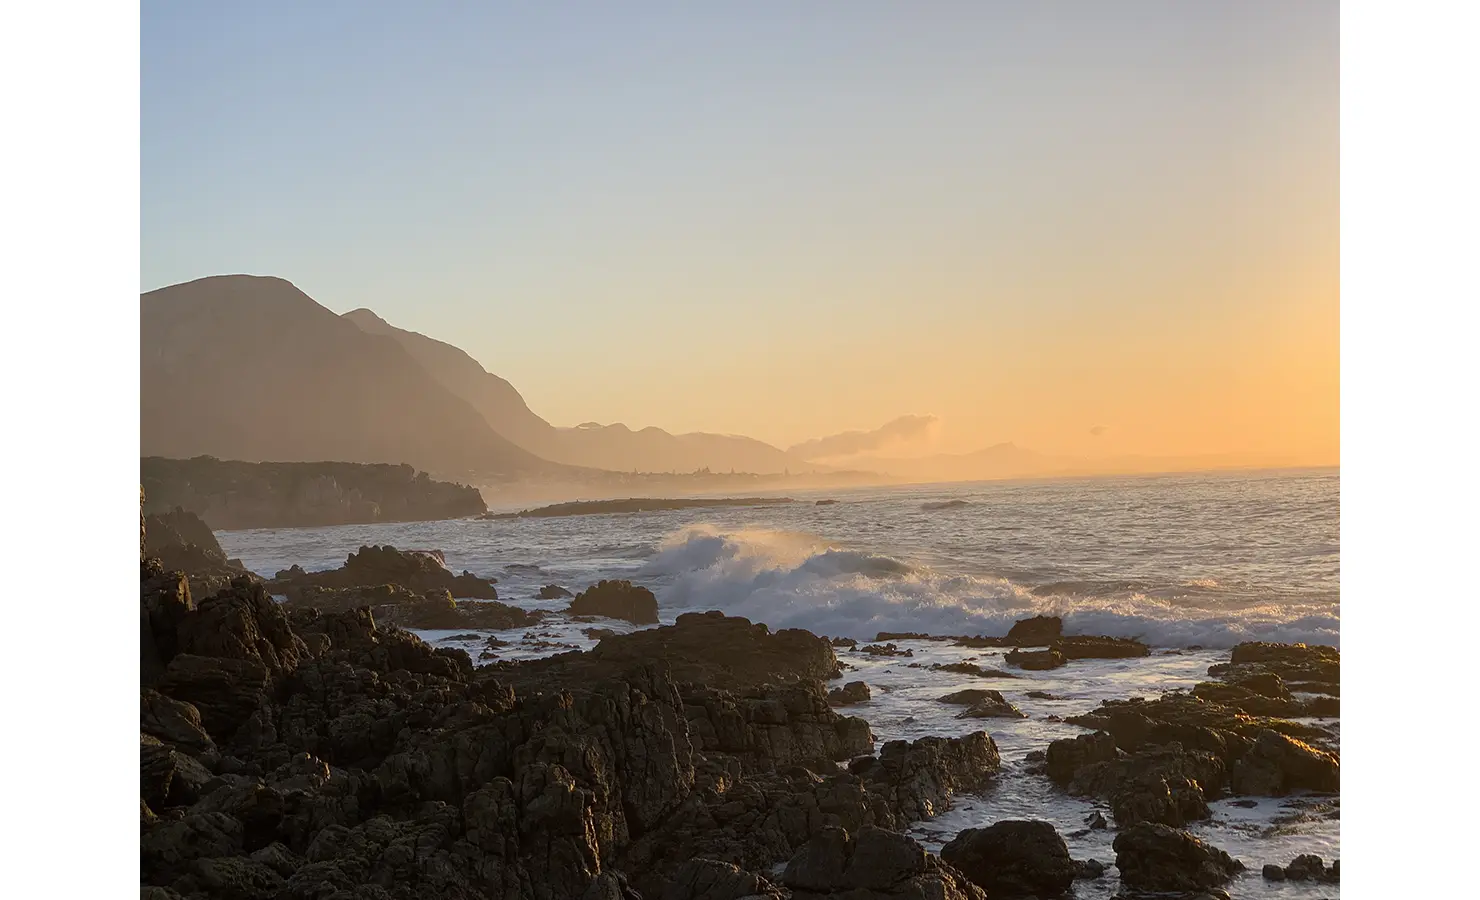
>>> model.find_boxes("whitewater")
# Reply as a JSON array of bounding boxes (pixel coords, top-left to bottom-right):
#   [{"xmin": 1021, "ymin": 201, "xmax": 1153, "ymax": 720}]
[
  {"xmin": 222, "ymin": 468, "xmax": 1340, "ymax": 651},
  {"xmin": 221, "ymin": 468, "xmax": 1340, "ymax": 898}
]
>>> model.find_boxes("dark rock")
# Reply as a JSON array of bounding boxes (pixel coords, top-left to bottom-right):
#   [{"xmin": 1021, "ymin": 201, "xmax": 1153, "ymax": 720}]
[
  {"xmin": 1045, "ymin": 731, "xmax": 1118, "ymax": 785},
  {"xmin": 283, "ymin": 582, "xmax": 542, "ymax": 630},
  {"xmin": 1110, "ymin": 772, "xmax": 1212, "ymax": 827},
  {"xmin": 876, "ymin": 632, "xmax": 951, "ymax": 642},
  {"xmin": 269, "ymin": 544, "xmax": 499, "ymax": 600},
  {"xmin": 157, "ymin": 654, "xmax": 270, "ymax": 742},
  {"xmin": 142, "ymin": 689, "xmax": 216, "ymax": 755},
  {"xmin": 1283, "ymin": 853, "xmax": 1337, "ymax": 882},
  {"xmin": 930, "ymin": 662, "xmax": 1019, "ymax": 678},
  {"xmin": 1051, "ymin": 635, "xmax": 1150, "ymax": 659},
  {"xmin": 938, "ymin": 689, "xmax": 1009, "ymax": 706},
  {"xmin": 1113, "ymin": 823, "xmax": 1243, "ymax": 892},
  {"xmin": 1025, "ymin": 691, "xmax": 1058, "ymax": 700},
  {"xmin": 1073, "ymin": 858, "xmax": 1106, "ymax": 879},
  {"xmin": 952, "ymin": 690, "xmax": 1025, "ymax": 720},
  {"xmin": 538, "ymin": 584, "xmax": 575, "ymax": 599},
  {"xmin": 859, "ymin": 643, "xmax": 913, "ymax": 657},
  {"xmin": 663, "ymin": 858, "xmax": 785, "ymax": 900},
  {"xmin": 783, "ymin": 826, "xmax": 987, "ymax": 900},
  {"xmin": 941, "ymin": 820, "xmax": 1076, "ymax": 897},
  {"xmin": 1007, "ymin": 615, "xmax": 1063, "ymax": 646},
  {"xmin": 1263, "ymin": 863, "xmax": 1287, "ymax": 880},
  {"xmin": 1086, "ymin": 811, "xmax": 1108, "ymax": 829},
  {"xmin": 829, "ymin": 681, "xmax": 872, "ymax": 706},
  {"xmin": 1229, "ymin": 729, "xmax": 1340, "ymax": 796},
  {"xmin": 1005, "ymin": 648, "xmax": 1066, "ymax": 670},
  {"xmin": 567, "ymin": 579, "xmax": 660, "ymax": 625}
]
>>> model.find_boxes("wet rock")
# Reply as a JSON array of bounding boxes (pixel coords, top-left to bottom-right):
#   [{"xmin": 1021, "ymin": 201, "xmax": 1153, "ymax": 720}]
[
  {"xmin": 566, "ymin": 579, "xmax": 660, "ymax": 625},
  {"xmin": 1007, "ymin": 615, "xmax": 1063, "ymax": 646},
  {"xmin": 828, "ymin": 681, "xmax": 872, "ymax": 706},
  {"xmin": 1190, "ymin": 681, "xmax": 1311, "ymax": 718},
  {"xmin": 938, "ymin": 689, "xmax": 1008, "ymax": 706},
  {"xmin": 538, "ymin": 584, "xmax": 575, "ymax": 599},
  {"xmin": 1046, "ymin": 730, "xmax": 1118, "ymax": 785},
  {"xmin": 1052, "ymin": 635, "xmax": 1150, "ymax": 660},
  {"xmin": 831, "ymin": 637, "xmax": 859, "ymax": 649},
  {"xmin": 930, "ymin": 663, "xmax": 1019, "ymax": 679},
  {"xmin": 1026, "ymin": 691, "xmax": 1058, "ymax": 700},
  {"xmin": 1229, "ymin": 729, "xmax": 1340, "ymax": 796},
  {"xmin": 1073, "ymin": 858, "xmax": 1106, "ymax": 879},
  {"xmin": 269, "ymin": 544, "xmax": 499, "ymax": 599},
  {"xmin": 1085, "ymin": 811, "xmax": 1108, "ymax": 830},
  {"xmin": 1068, "ymin": 743, "xmax": 1227, "ymax": 805},
  {"xmin": 952, "ymin": 690, "xmax": 1025, "ymax": 719},
  {"xmin": 876, "ymin": 632, "xmax": 950, "ymax": 642},
  {"xmin": 783, "ymin": 826, "xmax": 987, "ymax": 900},
  {"xmin": 1263, "ymin": 863, "xmax": 1287, "ymax": 880},
  {"xmin": 859, "ymin": 643, "xmax": 913, "ymax": 657},
  {"xmin": 1110, "ymin": 772, "xmax": 1212, "ymax": 827},
  {"xmin": 1005, "ymin": 648, "xmax": 1066, "ymax": 670},
  {"xmin": 1113, "ymin": 823, "xmax": 1243, "ymax": 892},
  {"xmin": 1065, "ymin": 692, "xmax": 1335, "ymax": 759},
  {"xmin": 1230, "ymin": 641, "xmax": 1338, "ymax": 667},
  {"xmin": 941, "ymin": 820, "xmax": 1076, "ymax": 897}
]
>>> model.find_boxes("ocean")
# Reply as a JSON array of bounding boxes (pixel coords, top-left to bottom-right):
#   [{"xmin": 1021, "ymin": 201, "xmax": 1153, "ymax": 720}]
[{"xmin": 220, "ymin": 467, "xmax": 1340, "ymax": 898}]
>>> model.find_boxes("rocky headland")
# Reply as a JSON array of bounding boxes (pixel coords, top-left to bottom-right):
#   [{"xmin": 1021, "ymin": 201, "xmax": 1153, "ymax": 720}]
[
  {"xmin": 139, "ymin": 508, "xmax": 1340, "ymax": 899},
  {"xmin": 142, "ymin": 456, "xmax": 488, "ymax": 530}
]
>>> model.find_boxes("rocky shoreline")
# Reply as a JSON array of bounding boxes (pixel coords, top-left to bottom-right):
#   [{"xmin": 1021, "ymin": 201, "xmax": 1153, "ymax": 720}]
[{"xmin": 141, "ymin": 510, "xmax": 1339, "ymax": 900}]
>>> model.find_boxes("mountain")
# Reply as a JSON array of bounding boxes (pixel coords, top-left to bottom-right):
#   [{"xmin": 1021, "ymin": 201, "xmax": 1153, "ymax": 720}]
[
  {"xmin": 343, "ymin": 308, "xmax": 818, "ymax": 475},
  {"xmin": 141, "ymin": 275, "xmax": 557, "ymax": 478}
]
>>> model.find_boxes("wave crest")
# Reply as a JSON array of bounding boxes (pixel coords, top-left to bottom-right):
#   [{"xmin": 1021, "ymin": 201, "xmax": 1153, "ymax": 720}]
[{"xmin": 637, "ymin": 526, "xmax": 1339, "ymax": 649}]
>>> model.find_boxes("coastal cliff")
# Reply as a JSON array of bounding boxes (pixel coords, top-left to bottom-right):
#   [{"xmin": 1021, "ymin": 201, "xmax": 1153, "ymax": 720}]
[{"xmin": 141, "ymin": 456, "xmax": 486, "ymax": 530}]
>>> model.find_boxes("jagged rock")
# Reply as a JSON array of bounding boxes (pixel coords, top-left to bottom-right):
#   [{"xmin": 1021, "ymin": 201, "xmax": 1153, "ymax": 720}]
[
  {"xmin": 175, "ymin": 578, "xmax": 306, "ymax": 678},
  {"xmin": 1005, "ymin": 648, "xmax": 1065, "ymax": 670},
  {"xmin": 941, "ymin": 820, "xmax": 1076, "ymax": 897},
  {"xmin": 1007, "ymin": 615, "xmax": 1063, "ymax": 645},
  {"xmin": 567, "ymin": 580, "xmax": 660, "ymax": 625},
  {"xmin": 783, "ymin": 826, "xmax": 987, "ymax": 900},
  {"xmin": 283, "ymin": 583, "xmax": 542, "ymax": 630},
  {"xmin": 662, "ymin": 858, "xmax": 785, "ymax": 900},
  {"xmin": 828, "ymin": 681, "xmax": 872, "ymax": 706},
  {"xmin": 1113, "ymin": 823, "xmax": 1243, "ymax": 892},
  {"xmin": 1230, "ymin": 729, "xmax": 1340, "ymax": 796},
  {"xmin": 269, "ymin": 544, "xmax": 499, "ymax": 600},
  {"xmin": 142, "ymin": 689, "xmax": 216, "ymax": 755},
  {"xmin": 141, "ymin": 734, "xmax": 214, "ymax": 810},
  {"xmin": 538, "ymin": 584, "xmax": 575, "ymax": 599},
  {"xmin": 157, "ymin": 654, "xmax": 270, "ymax": 743},
  {"xmin": 1073, "ymin": 858, "xmax": 1106, "ymax": 879},
  {"xmin": 1230, "ymin": 642, "xmax": 1338, "ymax": 667},
  {"xmin": 1045, "ymin": 731, "xmax": 1118, "ymax": 785},
  {"xmin": 1110, "ymin": 772, "xmax": 1212, "ymax": 827},
  {"xmin": 952, "ymin": 690, "xmax": 1025, "ymax": 719},
  {"xmin": 1065, "ymin": 692, "xmax": 1335, "ymax": 758},
  {"xmin": 502, "ymin": 611, "xmax": 843, "ymax": 691},
  {"xmin": 1067, "ymin": 743, "xmax": 1227, "ymax": 804},
  {"xmin": 859, "ymin": 643, "xmax": 913, "ymax": 657}
]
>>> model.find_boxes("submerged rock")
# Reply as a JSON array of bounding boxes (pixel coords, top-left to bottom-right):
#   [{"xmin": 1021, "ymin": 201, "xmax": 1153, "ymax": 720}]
[
  {"xmin": 930, "ymin": 662, "xmax": 1019, "ymax": 678},
  {"xmin": 566, "ymin": 579, "xmax": 660, "ymax": 624},
  {"xmin": 1052, "ymin": 635, "xmax": 1150, "ymax": 659},
  {"xmin": 282, "ymin": 583, "xmax": 542, "ymax": 630},
  {"xmin": 537, "ymin": 584, "xmax": 575, "ymax": 599}
]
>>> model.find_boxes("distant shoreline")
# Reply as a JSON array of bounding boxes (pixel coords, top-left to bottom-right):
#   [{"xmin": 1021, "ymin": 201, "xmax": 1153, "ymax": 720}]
[{"xmin": 481, "ymin": 497, "xmax": 797, "ymax": 519}]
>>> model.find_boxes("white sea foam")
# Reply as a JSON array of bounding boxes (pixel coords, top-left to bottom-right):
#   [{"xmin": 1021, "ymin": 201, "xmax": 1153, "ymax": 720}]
[{"xmin": 639, "ymin": 526, "xmax": 1339, "ymax": 648}]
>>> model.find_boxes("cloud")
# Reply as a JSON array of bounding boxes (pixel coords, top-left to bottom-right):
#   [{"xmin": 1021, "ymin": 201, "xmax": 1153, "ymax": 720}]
[
  {"xmin": 1089, "ymin": 425, "xmax": 1108, "ymax": 437},
  {"xmin": 789, "ymin": 415, "xmax": 940, "ymax": 461}
]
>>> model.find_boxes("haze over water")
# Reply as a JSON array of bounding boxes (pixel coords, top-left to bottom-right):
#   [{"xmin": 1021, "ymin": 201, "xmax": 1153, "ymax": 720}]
[{"xmin": 223, "ymin": 468, "xmax": 1339, "ymax": 650}]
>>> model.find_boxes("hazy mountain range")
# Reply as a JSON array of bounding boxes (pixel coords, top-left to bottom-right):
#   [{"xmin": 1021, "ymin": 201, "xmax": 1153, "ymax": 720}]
[{"xmin": 141, "ymin": 274, "xmax": 1314, "ymax": 487}]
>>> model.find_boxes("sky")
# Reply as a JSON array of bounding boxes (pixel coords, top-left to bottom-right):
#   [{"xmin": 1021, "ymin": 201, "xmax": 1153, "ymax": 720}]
[{"xmin": 142, "ymin": 1, "xmax": 1338, "ymax": 464}]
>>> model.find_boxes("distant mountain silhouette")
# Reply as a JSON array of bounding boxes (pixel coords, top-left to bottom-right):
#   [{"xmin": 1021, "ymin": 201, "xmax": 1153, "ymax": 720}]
[
  {"xmin": 343, "ymin": 308, "xmax": 818, "ymax": 475},
  {"xmin": 141, "ymin": 275, "xmax": 557, "ymax": 478}
]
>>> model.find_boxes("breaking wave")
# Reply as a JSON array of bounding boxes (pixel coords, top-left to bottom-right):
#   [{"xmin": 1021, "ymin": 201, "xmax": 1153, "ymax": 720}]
[{"xmin": 638, "ymin": 526, "xmax": 1339, "ymax": 649}]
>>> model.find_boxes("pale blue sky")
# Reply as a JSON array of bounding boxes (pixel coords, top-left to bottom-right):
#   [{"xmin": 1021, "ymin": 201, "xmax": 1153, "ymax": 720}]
[{"xmin": 142, "ymin": 2, "xmax": 1338, "ymax": 457}]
